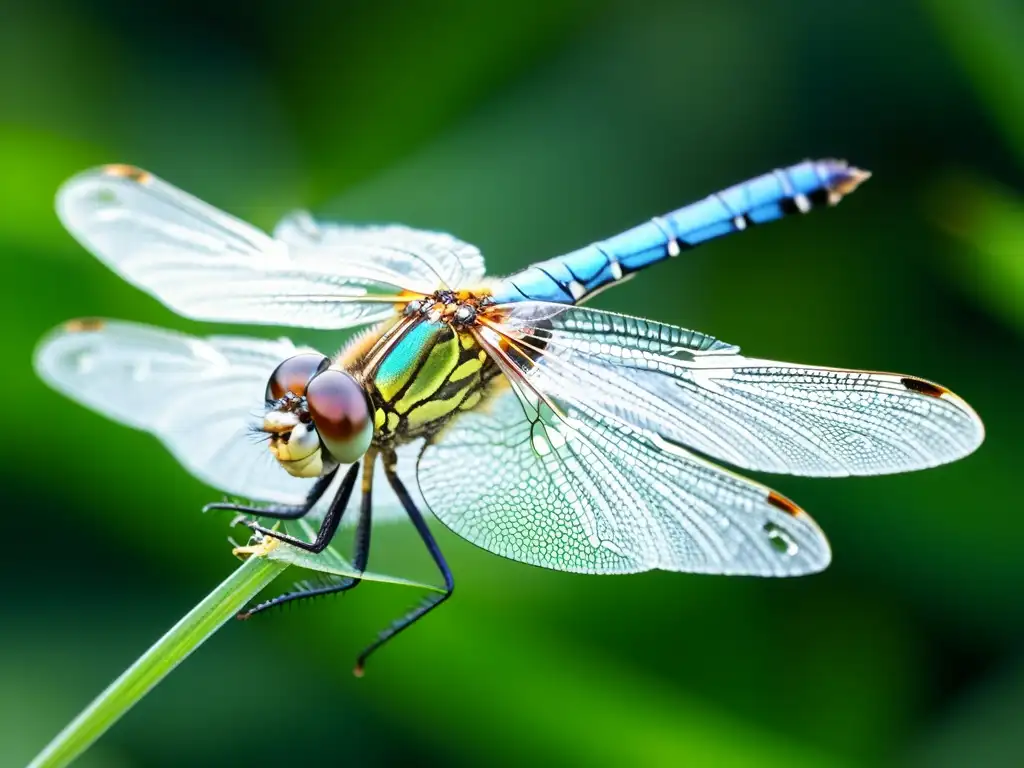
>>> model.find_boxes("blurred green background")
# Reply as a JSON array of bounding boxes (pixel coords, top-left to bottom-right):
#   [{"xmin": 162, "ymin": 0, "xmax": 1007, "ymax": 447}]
[{"xmin": 3, "ymin": 0, "xmax": 1023, "ymax": 765}]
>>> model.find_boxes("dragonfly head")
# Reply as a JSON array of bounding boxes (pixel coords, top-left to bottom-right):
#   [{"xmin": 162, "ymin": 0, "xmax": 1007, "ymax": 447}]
[{"xmin": 262, "ymin": 353, "xmax": 373, "ymax": 478}]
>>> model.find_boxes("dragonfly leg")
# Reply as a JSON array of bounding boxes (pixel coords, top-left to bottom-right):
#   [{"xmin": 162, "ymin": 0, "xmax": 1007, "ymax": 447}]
[
  {"xmin": 240, "ymin": 455, "xmax": 376, "ymax": 618},
  {"xmin": 353, "ymin": 456, "xmax": 454, "ymax": 677},
  {"xmin": 242, "ymin": 462, "xmax": 359, "ymax": 553},
  {"xmin": 202, "ymin": 468, "xmax": 338, "ymax": 520}
]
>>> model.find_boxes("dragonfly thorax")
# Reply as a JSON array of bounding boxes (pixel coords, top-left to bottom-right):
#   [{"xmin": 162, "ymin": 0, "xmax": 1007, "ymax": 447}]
[{"xmin": 402, "ymin": 289, "xmax": 494, "ymax": 329}]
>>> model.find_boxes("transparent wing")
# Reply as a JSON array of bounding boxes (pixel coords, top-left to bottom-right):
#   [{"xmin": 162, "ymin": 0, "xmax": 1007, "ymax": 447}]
[
  {"xmin": 35, "ymin": 319, "xmax": 319, "ymax": 504},
  {"xmin": 418, "ymin": 380, "xmax": 830, "ymax": 576},
  {"xmin": 35, "ymin": 319, "xmax": 416, "ymax": 524},
  {"xmin": 273, "ymin": 210, "xmax": 486, "ymax": 290},
  {"xmin": 57, "ymin": 165, "xmax": 486, "ymax": 329},
  {"xmin": 486, "ymin": 302, "xmax": 984, "ymax": 477}
]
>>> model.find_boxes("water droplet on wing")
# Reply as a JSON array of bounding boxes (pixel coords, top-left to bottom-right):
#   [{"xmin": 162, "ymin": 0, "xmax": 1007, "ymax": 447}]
[{"xmin": 763, "ymin": 522, "xmax": 799, "ymax": 556}]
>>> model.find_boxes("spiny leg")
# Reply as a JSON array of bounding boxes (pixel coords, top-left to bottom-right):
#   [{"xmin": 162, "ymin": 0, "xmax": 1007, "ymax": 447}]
[
  {"xmin": 203, "ymin": 468, "xmax": 338, "ymax": 520},
  {"xmin": 354, "ymin": 455, "xmax": 454, "ymax": 677},
  {"xmin": 241, "ymin": 453, "xmax": 377, "ymax": 618},
  {"xmin": 243, "ymin": 461, "xmax": 359, "ymax": 553}
]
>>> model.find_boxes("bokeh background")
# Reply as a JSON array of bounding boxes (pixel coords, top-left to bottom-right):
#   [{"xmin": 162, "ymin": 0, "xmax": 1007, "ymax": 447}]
[{"xmin": 3, "ymin": 1, "xmax": 1023, "ymax": 765}]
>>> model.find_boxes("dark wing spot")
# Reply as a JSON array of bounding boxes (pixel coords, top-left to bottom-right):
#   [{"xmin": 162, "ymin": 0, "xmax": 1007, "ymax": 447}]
[
  {"xmin": 900, "ymin": 377, "xmax": 947, "ymax": 398},
  {"xmin": 767, "ymin": 490, "xmax": 802, "ymax": 516},
  {"xmin": 64, "ymin": 318, "xmax": 105, "ymax": 333}
]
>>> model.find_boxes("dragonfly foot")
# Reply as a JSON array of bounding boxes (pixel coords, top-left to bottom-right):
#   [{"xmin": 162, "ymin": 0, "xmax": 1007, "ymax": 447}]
[{"xmin": 202, "ymin": 497, "xmax": 234, "ymax": 514}]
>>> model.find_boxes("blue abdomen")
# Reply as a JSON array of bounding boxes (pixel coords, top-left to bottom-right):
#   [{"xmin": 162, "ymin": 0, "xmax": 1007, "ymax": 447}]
[{"xmin": 492, "ymin": 159, "xmax": 869, "ymax": 305}]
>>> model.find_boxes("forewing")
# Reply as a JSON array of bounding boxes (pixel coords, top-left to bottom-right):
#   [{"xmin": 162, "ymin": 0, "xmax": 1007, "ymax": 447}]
[
  {"xmin": 417, "ymin": 380, "xmax": 830, "ymax": 576},
  {"xmin": 489, "ymin": 303, "xmax": 984, "ymax": 477},
  {"xmin": 57, "ymin": 166, "xmax": 485, "ymax": 329},
  {"xmin": 273, "ymin": 211, "xmax": 486, "ymax": 290}
]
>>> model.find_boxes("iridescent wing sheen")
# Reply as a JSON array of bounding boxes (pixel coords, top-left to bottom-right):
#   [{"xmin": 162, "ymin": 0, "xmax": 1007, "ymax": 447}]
[
  {"xmin": 417, "ymin": 379, "xmax": 830, "ymax": 576},
  {"xmin": 57, "ymin": 166, "xmax": 485, "ymax": 329},
  {"xmin": 482, "ymin": 302, "xmax": 985, "ymax": 477},
  {"xmin": 34, "ymin": 319, "xmax": 413, "ymax": 522},
  {"xmin": 418, "ymin": 301, "xmax": 984, "ymax": 576}
]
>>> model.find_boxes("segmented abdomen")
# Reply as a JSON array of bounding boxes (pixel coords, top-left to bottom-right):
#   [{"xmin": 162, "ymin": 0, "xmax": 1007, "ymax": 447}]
[{"xmin": 492, "ymin": 159, "xmax": 868, "ymax": 305}]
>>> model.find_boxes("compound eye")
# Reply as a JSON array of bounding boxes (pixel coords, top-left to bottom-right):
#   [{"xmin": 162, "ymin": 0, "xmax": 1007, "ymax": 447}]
[
  {"xmin": 265, "ymin": 353, "xmax": 328, "ymax": 402},
  {"xmin": 305, "ymin": 368, "xmax": 373, "ymax": 464}
]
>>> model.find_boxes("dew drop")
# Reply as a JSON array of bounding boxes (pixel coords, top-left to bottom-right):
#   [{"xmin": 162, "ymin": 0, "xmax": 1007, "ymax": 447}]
[
  {"xmin": 72, "ymin": 351, "xmax": 95, "ymax": 375},
  {"xmin": 93, "ymin": 189, "xmax": 117, "ymax": 206},
  {"xmin": 763, "ymin": 522, "xmax": 799, "ymax": 556}
]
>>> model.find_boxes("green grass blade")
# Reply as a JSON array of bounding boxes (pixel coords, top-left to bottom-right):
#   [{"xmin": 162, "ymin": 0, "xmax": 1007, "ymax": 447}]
[
  {"xmin": 27, "ymin": 553, "xmax": 288, "ymax": 768},
  {"xmin": 27, "ymin": 522, "xmax": 441, "ymax": 768},
  {"xmin": 274, "ymin": 519, "xmax": 444, "ymax": 593}
]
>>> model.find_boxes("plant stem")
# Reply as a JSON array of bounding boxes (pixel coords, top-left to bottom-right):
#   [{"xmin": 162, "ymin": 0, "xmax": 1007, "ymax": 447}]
[{"xmin": 28, "ymin": 554, "xmax": 288, "ymax": 768}]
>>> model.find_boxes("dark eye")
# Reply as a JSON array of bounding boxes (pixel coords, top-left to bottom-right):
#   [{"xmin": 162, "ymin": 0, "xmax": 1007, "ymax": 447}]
[
  {"xmin": 305, "ymin": 368, "xmax": 373, "ymax": 464},
  {"xmin": 265, "ymin": 354, "xmax": 328, "ymax": 402}
]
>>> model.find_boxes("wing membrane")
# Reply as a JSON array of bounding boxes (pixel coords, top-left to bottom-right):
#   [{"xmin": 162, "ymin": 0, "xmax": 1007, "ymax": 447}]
[
  {"xmin": 57, "ymin": 166, "xmax": 485, "ymax": 329},
  {"xmin": 419, "ymin": 300, "xmax": 984, "ymax": 574},
  {"xmin": 487, "ymin": 302, "xmax": 984, "ymax": 477},
  {"xmin": 36, "ymin": 319, "xmax": 319, "ymax": 503},
  {"xmin": 418, "ymin": 380, "xmax": 829, "ymax": 575},
  {"xmin": 33, "ymin": 320, "xmax": 415, "ymax": 525},
  {"xmin": 273, "ymin": 211, "xmax": 486, "ymax": 292}
]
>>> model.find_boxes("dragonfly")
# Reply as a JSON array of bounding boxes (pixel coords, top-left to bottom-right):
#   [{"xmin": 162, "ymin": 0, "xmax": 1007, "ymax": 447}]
[{"xmin": 35, "ymin": 159, "xmax": 984, "ymax": 674}]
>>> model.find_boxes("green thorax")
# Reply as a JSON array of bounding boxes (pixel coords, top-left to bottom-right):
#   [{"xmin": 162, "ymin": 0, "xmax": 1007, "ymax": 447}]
[{"xmin": 369, "ymin": 319, "xmax": 490, "ymax": 439}]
